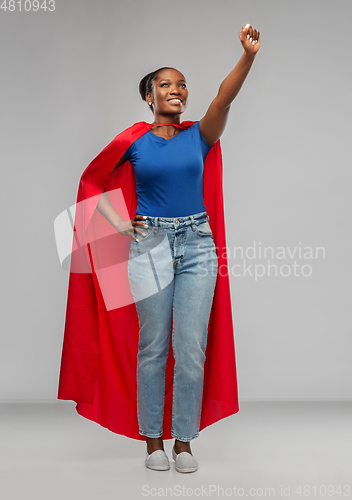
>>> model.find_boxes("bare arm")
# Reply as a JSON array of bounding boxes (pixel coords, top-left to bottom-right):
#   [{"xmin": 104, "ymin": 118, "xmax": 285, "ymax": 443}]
[
  {"xmin": 199, "ymin": 23, "xmax": 261, "ymax": 147},
  {"xmin": 96, "ymin": 190, "xmax": 124, "ymax": 228},
  {"xmin": 96, "ymin": 154, "xmax": 148, "ymax": 241},
  {"xmin": 96, "ymin": 154, "xmax": 127, "ymax": 228}
]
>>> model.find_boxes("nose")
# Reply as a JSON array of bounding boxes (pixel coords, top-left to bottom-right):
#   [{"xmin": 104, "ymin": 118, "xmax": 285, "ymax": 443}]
[
  {"xmin": 169, "ymin": 87, "xmax": 185, "ymax": 102},
  {"xmin": 170, "ymin": 87, "xmax": 181, "ymax": 95}
]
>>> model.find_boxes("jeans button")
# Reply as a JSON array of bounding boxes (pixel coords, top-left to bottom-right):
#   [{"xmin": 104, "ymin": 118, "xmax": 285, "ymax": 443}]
[{"xmin": 176, "ymin": 220, "xmax": 179, "ymax": 224}]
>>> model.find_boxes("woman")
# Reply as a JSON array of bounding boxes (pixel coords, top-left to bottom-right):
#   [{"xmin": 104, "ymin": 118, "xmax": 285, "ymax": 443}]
[{"xmin": 57, "ymin": 23, "xmax": 260, "ymax": 473}]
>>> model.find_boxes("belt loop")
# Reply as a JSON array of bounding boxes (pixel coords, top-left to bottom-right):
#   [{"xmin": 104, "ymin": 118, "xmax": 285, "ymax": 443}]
[
  {"xmin": 154, "ymin": 216, "xmax": 158, "ymax": 233},
  {"xmin": 190, "ymin": 214, "xmax": 196, "ymax": 231}
]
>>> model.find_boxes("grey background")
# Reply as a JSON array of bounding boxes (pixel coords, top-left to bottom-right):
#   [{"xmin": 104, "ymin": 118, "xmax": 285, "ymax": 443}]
[{"xmin": 0, "ymin": 0, "xmax": 351, "ymax": 401}]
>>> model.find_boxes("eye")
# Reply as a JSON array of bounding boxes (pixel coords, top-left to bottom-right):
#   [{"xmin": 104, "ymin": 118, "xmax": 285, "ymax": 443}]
[{"xmin": 160, "ymin": 83, "xmax": 187, "ymax": 88}]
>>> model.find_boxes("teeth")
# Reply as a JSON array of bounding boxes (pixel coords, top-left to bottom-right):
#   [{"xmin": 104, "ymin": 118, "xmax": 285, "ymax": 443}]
[{"xmin": 168, "ymin": 99, "xmax": 181, "ymax": 103}]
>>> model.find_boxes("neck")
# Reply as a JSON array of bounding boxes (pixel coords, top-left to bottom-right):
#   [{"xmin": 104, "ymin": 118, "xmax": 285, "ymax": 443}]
[{"xmin": 152, "ymin": 113, "xmax": 180, "ymax": 125}]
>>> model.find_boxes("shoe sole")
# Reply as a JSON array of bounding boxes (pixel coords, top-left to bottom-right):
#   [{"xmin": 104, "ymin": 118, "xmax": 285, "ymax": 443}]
[
  {"xmin": 175, "ymin": 465, "xmax": 198, "ymax": 473},
  {"xmin": 145, "ymin": 463, "xmax": 170, "ymax": 471}
]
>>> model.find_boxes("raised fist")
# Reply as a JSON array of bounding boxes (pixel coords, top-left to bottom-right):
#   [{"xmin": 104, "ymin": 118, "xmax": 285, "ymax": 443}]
[{"xmin": 239, "ymin": 23, "xmax": 261, "ymax": 54}]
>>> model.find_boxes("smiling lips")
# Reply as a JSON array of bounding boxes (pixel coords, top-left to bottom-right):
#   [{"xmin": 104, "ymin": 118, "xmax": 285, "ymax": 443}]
[{"xmin": 167, "ymin": 98, "xmax": 182, "ymax": 105}]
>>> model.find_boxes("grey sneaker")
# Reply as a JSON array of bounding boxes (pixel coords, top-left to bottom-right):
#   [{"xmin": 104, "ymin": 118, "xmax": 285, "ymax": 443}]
[
  {"xmin": 172, "ymin": 445, "xmax": 198, "ymax": 473},
  {"xmin": 145, "ymin": 448, "xmax": 170, "ymax": 471}
]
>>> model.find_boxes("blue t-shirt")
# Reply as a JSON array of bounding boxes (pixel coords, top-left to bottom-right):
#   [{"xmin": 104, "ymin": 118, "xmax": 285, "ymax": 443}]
[{"xmin": 123, "ymin": 121, "xmax": 212, "ymax": 217}]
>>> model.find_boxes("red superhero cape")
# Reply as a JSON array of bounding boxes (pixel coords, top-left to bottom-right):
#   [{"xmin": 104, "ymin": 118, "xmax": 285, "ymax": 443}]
[{"xmin": 57, "ymin": 120, "xmax": 239, "ymax": 440}]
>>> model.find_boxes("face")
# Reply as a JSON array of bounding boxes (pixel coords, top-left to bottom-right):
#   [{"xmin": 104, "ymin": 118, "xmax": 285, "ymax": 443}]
[{"xmin": 146, "ymin": 68, "xmax": 188, "ymax": 116}]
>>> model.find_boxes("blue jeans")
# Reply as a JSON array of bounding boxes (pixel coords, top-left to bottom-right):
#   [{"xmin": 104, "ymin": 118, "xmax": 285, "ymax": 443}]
[{"xmin": 127, "ymin": 211, "xmax": 218, "ymax": 442}]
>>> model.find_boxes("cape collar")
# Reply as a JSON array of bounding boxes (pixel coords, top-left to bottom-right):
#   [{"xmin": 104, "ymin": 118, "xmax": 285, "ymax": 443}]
[
  {"xmin": 142, "ymin": 121, "xmax": 194, "ymax": 130},
  {"xmin": 147, "ymin": 123, "xmax": 186, "ymax": 128}
]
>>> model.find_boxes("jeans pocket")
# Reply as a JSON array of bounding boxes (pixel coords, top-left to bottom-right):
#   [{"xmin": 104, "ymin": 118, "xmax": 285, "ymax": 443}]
[{"xmin": 195, "ymin": 220, "xmax": 214, "ymax": 238}]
